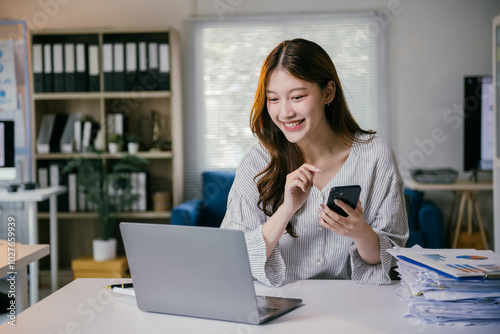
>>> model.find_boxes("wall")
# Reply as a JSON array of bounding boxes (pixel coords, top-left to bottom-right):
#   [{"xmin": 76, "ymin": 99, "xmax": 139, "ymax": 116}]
[{"xmin": 3, "ymin": 0, "xmax": 500, "ymax": 247}]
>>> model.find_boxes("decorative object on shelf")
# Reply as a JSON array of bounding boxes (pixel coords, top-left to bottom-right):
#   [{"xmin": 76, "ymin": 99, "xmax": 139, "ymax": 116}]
[
  {"xmin": 63, "ymin": 149, "xmax": 149, "ymax": 261},
  {"xmin": 108, "ymin": 133, "xmax": 124, "ymax": 154},
  {"xmin": 150, "ymin": 110, "xmax": 163, "ymax": 151},
  {"xmin": 126, "ymin": 134, "xmax": 139, "ymax": 154},
  {"xmin": 153, "ymin": 191, "xmax": 171, "ymax": 212}
]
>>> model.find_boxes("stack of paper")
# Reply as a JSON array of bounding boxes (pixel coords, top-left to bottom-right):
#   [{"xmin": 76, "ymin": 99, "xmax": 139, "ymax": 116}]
[{"xmin": 388, "ymin": 246, "xmax": 500, "ymax": 326}]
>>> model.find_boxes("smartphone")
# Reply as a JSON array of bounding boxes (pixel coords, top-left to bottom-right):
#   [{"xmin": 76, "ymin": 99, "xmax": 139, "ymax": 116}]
[{"xmin": 326, "ymin": 185, "xmax": 361, "ymax": 217}]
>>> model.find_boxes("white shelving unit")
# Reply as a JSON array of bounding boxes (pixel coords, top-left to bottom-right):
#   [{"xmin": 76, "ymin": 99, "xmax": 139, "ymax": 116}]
[{"xmin": 493, "ymin": 14, "xmax": 500, "ymax": 251}]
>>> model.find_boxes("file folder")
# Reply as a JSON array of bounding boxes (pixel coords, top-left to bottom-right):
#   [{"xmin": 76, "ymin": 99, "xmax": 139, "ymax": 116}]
[
  {"xmin": 52, "ymin": 44, "xmax": 64, "ymax": 92},
  {"xmin": 49, "ymin": 113, "xmax": 69, "ymax": 152},
  {"xmin": 43, "ymin": 44, "xmax": 53, "ymax": 92},
  {"xmin": 148, "ymin": 42, "xmax": 159, "ymax": 91},
  {"xmin": 60, "ymin": 113, "xmax": 81, "ymax": 153},
  {"xmin": 33, "ymin": 44, "xmax": 44, "ymax": 92},
  {"xmin": 37, "ymin": 113, "xmax": 56, "ymax": 153},
  {"xmin": 75, "ymin": 43, "xmax": 87, "ymax": 92},
  {"xmin": 88, "ymin": 44, "xmax": 99, "ymax": 91},
  {"xmin": 73, "ymin": 119, "xmax": 83, "ymax": 152},
  {"xmin": 103, "ymin": 43, "xmax": 114, "ymax": 91},
  {"xmin": 158, "ymin": 43, "xmax": 170, "ymax": 91},
  {"xmin": 138, "ymin": 42, "xmax": 148, "ymax": 90},
  {"xmin": 64, "ymin": 43, "xmax": 76, "ymax": 92},
  {"xmin": 113, "ymin": 43, "xmax": 125, "ymax": 91},
  {"xmin": 125, "ymin": 42, "xmax": 138, "ymax": 91}
]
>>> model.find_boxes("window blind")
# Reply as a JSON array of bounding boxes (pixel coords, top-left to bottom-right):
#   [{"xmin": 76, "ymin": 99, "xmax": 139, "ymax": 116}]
[{"xmin": 183, "ymin": 13, "xmax": 389, "ymax": 200}]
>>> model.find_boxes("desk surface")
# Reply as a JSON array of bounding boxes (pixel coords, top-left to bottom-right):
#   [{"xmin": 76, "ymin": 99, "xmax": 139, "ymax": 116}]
[
  {"xmin": 0, "ymin": 241, "xmax": 49, "ymax": 277},
  {"xmin": 0, "ymin": 185, "xmax": 66, "ymax": 202},
  {"xmin": 3, "ymin": 278, "xmax": 498, "ymax": 334},
  {"xmin": 404, "ymin": 178, "xmax": 493, "ymax": 191}
]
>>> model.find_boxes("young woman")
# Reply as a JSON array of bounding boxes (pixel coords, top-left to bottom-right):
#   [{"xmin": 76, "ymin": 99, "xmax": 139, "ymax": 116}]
[{"xmin": 221, "ymin": 38, "xmax": 408, "ymax": 287}]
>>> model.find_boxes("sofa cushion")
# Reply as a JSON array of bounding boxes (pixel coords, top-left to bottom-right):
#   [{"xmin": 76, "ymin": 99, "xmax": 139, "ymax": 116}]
[{"xmin": 201, "ymin": 170, "xmax": 236, "ymax": 227}]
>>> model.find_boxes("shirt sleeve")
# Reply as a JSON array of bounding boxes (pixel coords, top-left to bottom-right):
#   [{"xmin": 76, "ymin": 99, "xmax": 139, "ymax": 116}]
[
  {"xmin": 220, "ymin": 145, "xmax": 286, "ymax": 287},
  {"xmin": 349, "ymin": 143, "xmax": 409, "ymax": 285}
]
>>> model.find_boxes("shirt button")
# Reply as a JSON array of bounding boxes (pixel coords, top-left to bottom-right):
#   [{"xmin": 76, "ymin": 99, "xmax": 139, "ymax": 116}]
[
  {"xmin": 316, "ymin": 259, "xmax": 322, "ymax": 266},
  {"xmin": 318, "ymin": 226, "xmax": 323, "ymax": 231},
  {"xmin": 318, "ymin": 193, "xmax": 322, "ymax": 199}
]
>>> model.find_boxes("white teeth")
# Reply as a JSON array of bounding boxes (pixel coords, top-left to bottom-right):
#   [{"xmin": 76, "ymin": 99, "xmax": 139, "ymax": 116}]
[{"xmin": 285, "ymin": 120, "xmax": 302, "ymax": 127}]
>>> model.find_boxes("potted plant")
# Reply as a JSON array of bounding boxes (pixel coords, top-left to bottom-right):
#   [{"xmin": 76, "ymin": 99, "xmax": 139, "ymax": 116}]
[
  {"xmin": 126, "ymin": 134, "xmax": 139, "ymax": 154},
  {"xmin": 108, "ymin": 133, "xmax": 124, "ymax": 154},
  {"xmin": 63, "ymin": 149, "xmax": 148, "ymax": 261}
]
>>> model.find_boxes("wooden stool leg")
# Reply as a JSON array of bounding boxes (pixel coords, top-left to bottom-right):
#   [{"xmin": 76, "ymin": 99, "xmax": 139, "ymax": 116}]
[
  {"xmin": 473, "ymin": 196, "xmax": 489, "ymax": 249},
  {"xmin": 467, "ymin": 192, "xmax": 473, "ymax": 236},
  {"xmin": 452, "ymin": 192, "xmax": 467, "ymax": 248}
]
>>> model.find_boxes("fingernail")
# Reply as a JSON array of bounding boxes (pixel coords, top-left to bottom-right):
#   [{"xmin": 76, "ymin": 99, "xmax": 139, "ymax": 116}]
[{"xmin": 316, "ymin": 168, "xmax": 322, "ymax": 172}]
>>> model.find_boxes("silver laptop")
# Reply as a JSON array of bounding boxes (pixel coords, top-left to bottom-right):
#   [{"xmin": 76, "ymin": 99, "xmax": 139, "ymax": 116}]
[{"xmin": 119, "ymin": 222, "xmax": 302, "ymax": 324}]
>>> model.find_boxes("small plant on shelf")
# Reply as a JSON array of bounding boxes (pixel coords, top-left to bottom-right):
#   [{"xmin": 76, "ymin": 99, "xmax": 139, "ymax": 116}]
[
  {"xmin": 108, "ymin": 134, "xmax": 124, "ymax": 154},
  {"xmin": 126, "ymin": 134, "xmax": 139, "ymax": 154},
  {"xmin": 63, "ymin": 149, "xmax": 149, "ymax": 260}
]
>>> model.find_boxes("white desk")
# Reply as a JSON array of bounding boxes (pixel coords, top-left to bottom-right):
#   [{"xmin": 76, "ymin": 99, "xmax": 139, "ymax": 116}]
[
  {"xmin": 0, "ymin": 240, "xmax": 49, "ymax": 312},
  {"xmin": 0, "ymin": 186, "xmax": 66, "ymax": 305},
  {"xmin": 2, "ymin": 278, "xmax": 498, "ymax": 334},
  {"xmin": 404, "ymin": 179, "xmax": 493, "ymax": 249}
]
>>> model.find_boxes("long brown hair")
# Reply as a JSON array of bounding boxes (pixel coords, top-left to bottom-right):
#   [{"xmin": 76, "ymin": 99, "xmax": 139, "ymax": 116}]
[{"xmin": 250, "ymin": 38, "xmax": 375, "ymax": 236}]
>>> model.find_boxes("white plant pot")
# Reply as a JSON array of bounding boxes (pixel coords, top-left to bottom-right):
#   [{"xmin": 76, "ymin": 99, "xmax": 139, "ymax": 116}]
[
  {"xmin": 93, "ymin": 238, "xmax": 117, "ymax": 262},
  {"xmin": 128, "ymin": 142, "xmax": 139, "ymax": 154},
  {"xmin": 108, "ymin": 142, "xmax": 120, "ymax": 154}
]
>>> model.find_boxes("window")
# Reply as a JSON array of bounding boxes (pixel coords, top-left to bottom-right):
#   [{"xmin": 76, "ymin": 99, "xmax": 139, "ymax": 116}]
[{"xmin": 183, "ymin": 13, "xmax": 389, "ymax": 199}]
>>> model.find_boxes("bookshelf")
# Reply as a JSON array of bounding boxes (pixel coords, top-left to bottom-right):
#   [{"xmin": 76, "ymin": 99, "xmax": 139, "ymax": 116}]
[
  {"xmin": 493, "ymin": 15, "xmax": 500, "ymax": 251},
  {"xmin": 29, "ymin": 28, "xmax": 183, "ymax": 266}
]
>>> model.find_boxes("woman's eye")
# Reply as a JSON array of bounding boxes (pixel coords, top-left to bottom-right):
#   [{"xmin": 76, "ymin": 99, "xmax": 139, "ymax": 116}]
[
  {"xmin": 292, "ymin": 96, "xmax": 305, "ymax": 101},
  {"xmin": 268, "ymin": 97, "xmax": 278, "ymax": 102}
]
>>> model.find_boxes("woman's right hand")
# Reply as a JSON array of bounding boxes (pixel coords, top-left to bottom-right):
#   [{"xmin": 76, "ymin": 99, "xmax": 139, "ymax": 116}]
[{"xmin": 282, "ymin": 163, "xmax": 321, "ymax": 215}]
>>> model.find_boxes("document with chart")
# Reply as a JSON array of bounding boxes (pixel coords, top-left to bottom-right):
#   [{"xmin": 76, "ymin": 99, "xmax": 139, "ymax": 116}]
[{"xmin": 389, "ymin": 247, "xmax": 500, "ymax": 279}]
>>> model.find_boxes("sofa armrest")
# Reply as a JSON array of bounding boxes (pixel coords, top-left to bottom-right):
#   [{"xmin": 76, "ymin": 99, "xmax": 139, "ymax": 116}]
[
  {"xmin": 171, "ymin": 199, "xmax": 203, "ymax": 226},
  {"xmin": 418, "ymin": 200, "xmax": 444, "ymax": 248}
]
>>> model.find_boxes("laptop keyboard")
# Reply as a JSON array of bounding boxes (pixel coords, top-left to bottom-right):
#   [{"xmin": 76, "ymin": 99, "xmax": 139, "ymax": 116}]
[{"xmin": 258, "ymin": 306, "xmax": 280, "ymax": 317}]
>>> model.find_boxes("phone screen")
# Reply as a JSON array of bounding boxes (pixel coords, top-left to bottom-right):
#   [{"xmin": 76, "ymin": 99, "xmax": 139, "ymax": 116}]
[{"xmin": 326, "ymin": 185, "xmax": 361, "ymax": 217}]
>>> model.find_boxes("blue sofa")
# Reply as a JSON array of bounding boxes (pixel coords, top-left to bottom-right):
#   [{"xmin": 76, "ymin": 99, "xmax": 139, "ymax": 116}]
[
  {"xmin": 171, "ymin": 172, "xmax": 445, "ymax": 248},
  {"xmin": 404, "ymin": 188, "xmax": 445, "ymax": 248},
  {"xmin": 171, "ymin": 170, "xmax": 236, "ymax": 227}
]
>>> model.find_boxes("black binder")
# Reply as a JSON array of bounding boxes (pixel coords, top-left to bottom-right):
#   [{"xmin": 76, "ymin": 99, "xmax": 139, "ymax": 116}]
[
  {"xmin": 49, "ymin": 113, "xmax": 69, "ymax": 152},
  {"xmin": 103, "ymin": 43, "xmax": 114, "ymax": 91},
  {"xmin": 52, "ymin": 43, "xmax": 64, "ymax": 92},
  {"xmin": 43, "ymin": 43, "xmax": 53, "ymax": 92},
  {"xmin": 64, "ymin": 43, "xmax": 76, "ymax": 92},
  {"xmin": 87, "ymin": 43, "xmax": 100, "ymax": 91},
  {"xmin": 75, "ymin": 43, "xmax": 87, "ymax": 92},
  {"xmin": 137, "ymin": 41, "xmax": 148, "ymax": 90},
  {"xmin": 158, "ymin": 43, "xmax": 170, "ymax": 91},
  {"xmin": 32, "ymin": 43, "xmax": 44, "ymax": 93},
  {"xmin": 125, "ymin": 42, "xmax": 138, "ymax": 91},
  {"xmin": 113, "ymin": 43, "xmax": 125, "ymax": 91},
  {"xmin": 147, "ymin": 42, "xmax": 160, "ymax": 91}
]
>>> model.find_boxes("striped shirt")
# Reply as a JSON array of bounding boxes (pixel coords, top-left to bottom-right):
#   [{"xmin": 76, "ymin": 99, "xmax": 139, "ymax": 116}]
[{"xmin": 220, "ymin": 133, "xmax": 409, "ymax": 287}]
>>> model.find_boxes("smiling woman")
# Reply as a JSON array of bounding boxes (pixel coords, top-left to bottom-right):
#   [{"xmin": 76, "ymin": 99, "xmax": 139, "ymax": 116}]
[{"xmin": 220, "ymin": 38, "xmax": 408, "ymax": 288}]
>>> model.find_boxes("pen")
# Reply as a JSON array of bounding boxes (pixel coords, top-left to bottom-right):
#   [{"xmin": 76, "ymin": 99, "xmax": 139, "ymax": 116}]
[{"xmin": 104, "ymin": 283, "xmax": 133, "ymax": 289}]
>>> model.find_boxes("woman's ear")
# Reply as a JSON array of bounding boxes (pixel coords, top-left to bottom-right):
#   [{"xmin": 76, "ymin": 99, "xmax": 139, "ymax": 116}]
[{"xmin": 324, "ymin": 80, "xmax": 336, "ymax": 104}]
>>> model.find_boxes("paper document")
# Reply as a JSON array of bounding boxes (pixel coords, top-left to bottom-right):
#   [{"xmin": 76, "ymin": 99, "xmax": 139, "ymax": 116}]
[{"xmin": 388, "ymin": 247, "xmax": 500, "ymax": 279}]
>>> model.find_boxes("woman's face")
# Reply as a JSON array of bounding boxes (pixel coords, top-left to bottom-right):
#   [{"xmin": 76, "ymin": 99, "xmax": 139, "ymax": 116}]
[{"xmin": 266, "ymin": 69, "xmax": 331, "ymax": 144}]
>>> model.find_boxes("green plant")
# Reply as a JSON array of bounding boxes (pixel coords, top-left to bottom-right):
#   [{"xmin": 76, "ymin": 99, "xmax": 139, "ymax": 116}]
[
  {"xmin": 63, "ymin": 149, "xmax": 148, "ymax": 240},
  {"xmin": 126, "ymin": 133, "xmax": 138, "ymax": 143},
  {"xmin": 109, "ymin": 133, "xmax": 124, "ymax": 146}
]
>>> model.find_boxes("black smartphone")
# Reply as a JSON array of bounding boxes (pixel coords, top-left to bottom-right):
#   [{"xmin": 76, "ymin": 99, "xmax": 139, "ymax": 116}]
[{"xmin": 326, "ymin": 185, "xmax": 361, "ymax": 217}]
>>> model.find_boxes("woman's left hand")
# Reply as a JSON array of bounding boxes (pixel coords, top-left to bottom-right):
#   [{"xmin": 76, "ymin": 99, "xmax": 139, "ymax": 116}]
[{"xmin": 318, "ymin": 200, "xmax": 371, "ymax": 241}]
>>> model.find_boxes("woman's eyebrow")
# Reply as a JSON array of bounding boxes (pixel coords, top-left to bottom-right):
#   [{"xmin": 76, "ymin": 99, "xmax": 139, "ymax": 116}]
[{"xmin": 266, "ymin": 87, "xmax": 308, "ymax": 94}]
